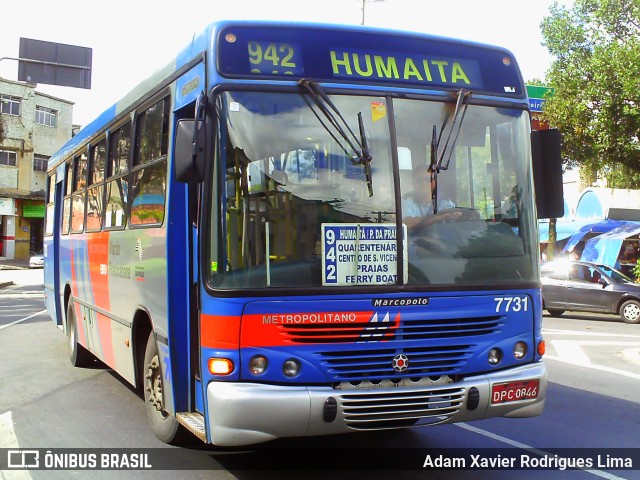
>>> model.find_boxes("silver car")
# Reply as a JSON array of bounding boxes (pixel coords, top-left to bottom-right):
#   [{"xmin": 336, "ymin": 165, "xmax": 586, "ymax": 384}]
[{"xmin": 29, "ymin": 253, "xmax": 44, "ymax": 268}]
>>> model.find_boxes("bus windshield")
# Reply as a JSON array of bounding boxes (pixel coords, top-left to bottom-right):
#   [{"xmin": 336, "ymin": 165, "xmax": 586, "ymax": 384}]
[{"xmin": 209, "ymin": 90, "xmax": 537, "ymax": 289}]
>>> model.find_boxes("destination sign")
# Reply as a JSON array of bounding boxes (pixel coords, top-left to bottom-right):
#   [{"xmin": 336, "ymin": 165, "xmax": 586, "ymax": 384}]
[
  {"xmin": 217, "ymin": 24, "xmax": 525, "ymax": 96},
  {"xmin": 247, "ymin": 41, "xmax": 303, "ymax": 76},
  {"xmin": 322, "ymin": 223, "xmax": 408, "ymax": 286},
  {"xmin": 329, "ymin": 49, "xmax": 482, "ymax": 89}
]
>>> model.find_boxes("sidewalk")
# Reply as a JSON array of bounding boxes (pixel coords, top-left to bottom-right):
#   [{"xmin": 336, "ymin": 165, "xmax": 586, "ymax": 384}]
[{"xmin": 0, "ymin": 257, "xmax": 30, "ymax": 270}]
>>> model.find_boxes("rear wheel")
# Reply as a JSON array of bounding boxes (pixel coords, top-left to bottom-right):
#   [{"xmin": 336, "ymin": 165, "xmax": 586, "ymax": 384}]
[
  {"xmin": 546, "ymin": 309, "xmax": 565, "ymax": 317},
  {"xmin": 620, "ymin": 300, "xmax": 640, "ymax": 324},
  {"xmin": 143, "ymin": 332, "xmax": 185, "ymax": 444},
  {"xmin": 66, "ymin": 300, "xmax": 93, "ymax": 367}
]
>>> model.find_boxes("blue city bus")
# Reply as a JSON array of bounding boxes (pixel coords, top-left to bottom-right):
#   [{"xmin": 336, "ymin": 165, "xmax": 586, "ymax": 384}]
[{"xmin": 44, "ymin": 20, "xmax": 563, "ymax": 446}]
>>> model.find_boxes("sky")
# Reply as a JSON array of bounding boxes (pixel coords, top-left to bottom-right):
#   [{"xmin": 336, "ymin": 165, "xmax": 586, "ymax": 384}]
[{"xmin": 0, "ymin": 0, "xmax": 571, "ymax": 127}]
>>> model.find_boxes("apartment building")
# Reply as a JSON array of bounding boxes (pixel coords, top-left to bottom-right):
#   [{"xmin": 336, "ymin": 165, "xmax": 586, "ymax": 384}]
[{"xmin": 0, "ymin": 77, "xmax": 75, "ymax": 259}]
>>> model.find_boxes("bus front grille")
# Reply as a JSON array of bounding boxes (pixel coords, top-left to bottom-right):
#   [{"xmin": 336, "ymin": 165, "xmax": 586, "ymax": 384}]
[
  {"xmin": 316, "ymin": 345, "xmax": 474, "ymax": 381},
  {"xmin": 340, "ymin": 386, "xmax": 465, "ymax": 430},
  {"xmin": 281, "ymin": 316, "xmax": 501, "ymax": 344}
]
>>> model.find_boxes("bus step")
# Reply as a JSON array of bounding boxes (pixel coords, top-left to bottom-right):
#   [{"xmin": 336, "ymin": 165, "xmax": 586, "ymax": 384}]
[{"xmin": 177, "ymin": 412, "xmax": 207, "ymax": 442}]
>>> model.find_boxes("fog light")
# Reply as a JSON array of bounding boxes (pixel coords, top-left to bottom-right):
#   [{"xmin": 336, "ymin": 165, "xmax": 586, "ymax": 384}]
[
  {"xmin": 283, "ymin": 359, "xmax": 300, "ymax": 378},
  {"xmin": 488, "ymin": 348, "xmax": 502, "ymax": 365},
  {"xmin": 513, "ymin": 342, "xmax": 527, "ymax": 359},
  {"xmin": 249, "ymin": 355, "xmax": 268, "ymax": 375},
  {"xmin": 208, "ymin": 358, "xmax": 234, "ymax": 375}
]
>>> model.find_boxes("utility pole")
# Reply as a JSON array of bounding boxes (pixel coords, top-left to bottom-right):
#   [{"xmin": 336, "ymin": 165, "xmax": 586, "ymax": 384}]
[{"xmin": 360, "ymin": 0, "xmax": 384, "ymax": 25}]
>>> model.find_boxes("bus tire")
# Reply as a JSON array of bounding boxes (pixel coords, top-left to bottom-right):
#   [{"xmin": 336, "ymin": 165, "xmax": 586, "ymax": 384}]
[
  {"xmin": 66, "ymin": 300, "xmax": 93, "ymax": 367},
  {"xmin": 143, "ymin": 332, "xmax": 184, "ymax": 444}
]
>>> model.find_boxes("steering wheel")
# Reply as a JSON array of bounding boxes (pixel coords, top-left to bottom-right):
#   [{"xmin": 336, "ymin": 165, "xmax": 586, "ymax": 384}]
[{"xmin": 438, "ymin": 207, "xmax": 481, "ymax": 222}]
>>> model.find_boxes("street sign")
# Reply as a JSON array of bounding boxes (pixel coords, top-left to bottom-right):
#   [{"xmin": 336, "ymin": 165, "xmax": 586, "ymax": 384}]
[
  {"xmin": 18, "ymin": 38, "xmax": 92, "ymax": 89},
  {"xmin": 526, "ymin": 85, "xmax": 554, "ymax": 113},
  {"xmin": 529, "ymin": 98, "xmax": 545, "ymax": 112}
]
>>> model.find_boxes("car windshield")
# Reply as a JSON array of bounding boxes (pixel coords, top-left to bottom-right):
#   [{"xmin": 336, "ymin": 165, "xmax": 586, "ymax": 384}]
[{"xmin": 207, "ymin": 90, "xmax": 538, "ymax": 290}]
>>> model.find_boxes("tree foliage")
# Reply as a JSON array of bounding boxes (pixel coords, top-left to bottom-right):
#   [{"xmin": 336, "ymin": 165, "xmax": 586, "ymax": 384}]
[{"xmin": 540, "ymin": 0, "xmax": 640, "ymax": 188}]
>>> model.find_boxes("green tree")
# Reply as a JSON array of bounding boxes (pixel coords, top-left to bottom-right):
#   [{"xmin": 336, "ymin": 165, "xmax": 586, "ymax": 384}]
[{"xmin": 540, "ymin": 0, "xmax": 640, "ymax": 189}]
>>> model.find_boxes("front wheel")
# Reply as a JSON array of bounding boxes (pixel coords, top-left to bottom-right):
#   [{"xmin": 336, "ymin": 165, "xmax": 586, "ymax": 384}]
[
  {"xmin": 620, "ymin": 300, "xmax": 640, "ymax": 324},
  {"xmin": 546, "ymin": 308, "xmax": 565, "ymax": 317},
  {"xmin": 66, "ymin": 300, "xmax": 93, "ymax": 367},
  {"xmin": 143, "ymin": 332, "xmax": 186, "ymax": 444}
]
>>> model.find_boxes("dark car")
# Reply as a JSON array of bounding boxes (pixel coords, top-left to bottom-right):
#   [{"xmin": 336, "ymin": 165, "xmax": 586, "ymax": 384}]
[{"xmin": 541, "ymin": 260, "xmax": 640, "ymax": 324}]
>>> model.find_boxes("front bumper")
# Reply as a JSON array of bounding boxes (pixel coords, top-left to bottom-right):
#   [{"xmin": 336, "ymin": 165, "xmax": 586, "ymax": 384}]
[{"xmin": 207, "ymin": 362, "xmax": 547, "ymax": 446}]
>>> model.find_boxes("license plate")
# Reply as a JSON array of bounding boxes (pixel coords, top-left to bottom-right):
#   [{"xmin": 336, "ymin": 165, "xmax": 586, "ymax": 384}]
[{"xmin": 491, "ymin": 380, "xmax": 539, "ymax": 404}]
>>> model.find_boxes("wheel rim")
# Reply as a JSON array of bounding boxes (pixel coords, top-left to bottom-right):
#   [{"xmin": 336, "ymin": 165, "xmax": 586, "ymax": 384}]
[
  {"xmin": 623, "ymin": 303, "xmax": 640, "ymax": 322},
  {"xmin": 146, "ymin": 354, "xmax": 168, "ymax": 419}
]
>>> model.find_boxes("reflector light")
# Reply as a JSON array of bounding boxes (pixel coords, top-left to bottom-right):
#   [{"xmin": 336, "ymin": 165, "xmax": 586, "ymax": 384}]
[
  {"xmin": 208, "ymin": 358, "xmax": 234, "ymax": 375},
  {"xmin": 537, "ymin": 340, "xmax": 546, "ymax": 356}
]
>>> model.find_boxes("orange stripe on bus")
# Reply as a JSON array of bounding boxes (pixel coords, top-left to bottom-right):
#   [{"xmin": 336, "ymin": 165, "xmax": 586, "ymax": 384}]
[
  {"xmin": 200, "ymin": 314, "xmax": 241, "ymax": 349},
  {"xmin": 87, "ymin": 232, "xmax": 110, "ymax": 311},
  {"xmin": 87, "ymin": 232, "xmax": 114, "ymax": 366}
]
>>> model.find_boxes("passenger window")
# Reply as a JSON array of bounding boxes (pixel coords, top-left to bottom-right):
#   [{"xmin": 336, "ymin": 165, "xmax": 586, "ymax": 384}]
[
  {"xmin": 130, "ymin": 161, "xmax": 166, "ymax": 226},
  {"xmin": 130, "ymin": 98, "xmax": 169, "ymax": 227}
]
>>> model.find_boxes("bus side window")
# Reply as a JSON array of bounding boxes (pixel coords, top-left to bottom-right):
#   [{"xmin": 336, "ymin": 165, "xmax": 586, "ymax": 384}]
[
  {"xmin": 70, "ymin": 152, "xmax": 88, "ymax": 233},
  {"xmin": 61, "ymin": 160, "xmax": 73, "ymax": 235},
  {"xmin": 86, "ymin": 138, "xmax": 106, "ymax": 232},
  {"xmin": 45, "ymin": 174, "xmax": 55, "ymax": 237},
  {"xmin": 130, "ymin": 98, "xmax": 169, "ymax": 227},
  {"xmin": 105, "ymin": 122, "xmax": 131, "ymax": 229}
]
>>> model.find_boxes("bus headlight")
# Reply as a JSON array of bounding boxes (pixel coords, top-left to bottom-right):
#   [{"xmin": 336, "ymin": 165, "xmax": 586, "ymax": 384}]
[
  {"xmin": 513, "ymin": 342, "xmax": 527, "ymax": 359},
  {"xmin": 488, "ymin": 348, "xmax": 502, "ymax": 365},
  {"xmin": 249, "ymin": 355, "xmax": 268, "ymax": 375},
  {"xmin": 282, "ymin": 359, "xmax": 300, "ymax": 378}
]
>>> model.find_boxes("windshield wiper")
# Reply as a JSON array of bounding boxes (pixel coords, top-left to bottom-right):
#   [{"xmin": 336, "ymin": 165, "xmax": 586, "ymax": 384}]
[
  {"xmin": 435, "ymin": 88, "xmax": 471, "ymax": 171},
  {"xmin": 299, "ymin": 78, "xmax": 374, "ymax": 196},
  {"xmin": 428, "ymin": 125, "xmax": 440, "ymax": 213},
  {"xmin": 357, "ymin": 111, "xmax": 373, "ymax": 196}
]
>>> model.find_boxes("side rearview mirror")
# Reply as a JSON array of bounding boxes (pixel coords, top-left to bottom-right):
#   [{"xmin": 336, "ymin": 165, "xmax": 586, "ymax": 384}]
[
  {"xmin": 531, "ymin": 129, "xmax": 564, "ymax": 219},
  {"xmin": 174, "ymin": 119, "xmax": 206, "ymax": 183}
]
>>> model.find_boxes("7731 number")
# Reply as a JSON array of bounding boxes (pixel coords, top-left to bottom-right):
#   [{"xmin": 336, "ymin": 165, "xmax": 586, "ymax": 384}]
[{"xmin": 494, "ymin": 296, "xmax": 529, "ymax": 312}]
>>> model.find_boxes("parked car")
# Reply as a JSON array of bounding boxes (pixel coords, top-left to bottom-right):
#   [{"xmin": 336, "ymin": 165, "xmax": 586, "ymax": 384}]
[
  {"xmin": 541, "ymin": 259, "xmax": 640, "ymax": 324},
  {"xmin": 29, "ymin": 252, "xmax": 44, "ymax": 268}
]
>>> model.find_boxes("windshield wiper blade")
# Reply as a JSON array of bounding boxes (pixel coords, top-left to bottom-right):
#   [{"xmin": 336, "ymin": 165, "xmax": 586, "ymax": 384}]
[
  {"xmin": 429, "ymin": 125, "xmax": 439, "ymax": 213},
  {"xmin": 299, "ymin": 79, "xmax": 374, "ymax": 196},
  {"xmin": 357, "ymin": 111, "xmax": 373, "ymax": 196},
  {"xmin": 436, "ymin": 88, "xmax": 471, "ymax": 171}
]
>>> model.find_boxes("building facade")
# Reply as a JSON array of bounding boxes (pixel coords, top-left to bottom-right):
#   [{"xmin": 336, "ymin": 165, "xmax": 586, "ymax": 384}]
[{"xmin": 0, "ymin": 78, "xmax": 75, "ymax": 259}]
